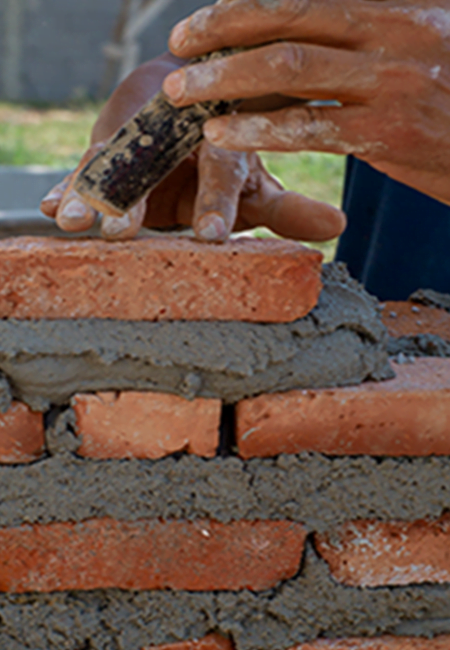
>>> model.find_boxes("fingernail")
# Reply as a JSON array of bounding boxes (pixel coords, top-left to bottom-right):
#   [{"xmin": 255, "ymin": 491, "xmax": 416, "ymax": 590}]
[
  {"xmin": 197, "ymin": 213, "xmax": 227, "ymax": 242},
  {"xmin": 42, "ymin": 189, "xmax": 63, "ymax": 203},
  {"xmin": 102, "ymin": 214, "xmax": 130, "ymax": 237},
  {"xmin": 61, "ymin": 198, "xmax": 89, "ymax": 220},
  {"xmin": 170, "ymin": 19, "xmax": 189, "ymax": 51},
  {"xmin": 204, "ymin": 120, "xmax": 227, "ymax": 145},
  {"xmin": 163, "ymin": 70, "xmax": 186, "ymax": 102}
]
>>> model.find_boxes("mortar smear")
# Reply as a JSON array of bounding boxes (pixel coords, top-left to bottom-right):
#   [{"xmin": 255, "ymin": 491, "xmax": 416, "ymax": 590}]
[
  {"xmin": 0, "ymin": 263, "xmax": 391, "ymax": 410},
  {"xmin": 2, "ymin": 444, "xmax": 449, "ymax": 531}
]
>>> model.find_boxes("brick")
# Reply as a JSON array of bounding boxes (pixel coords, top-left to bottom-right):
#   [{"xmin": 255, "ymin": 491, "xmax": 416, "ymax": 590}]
[
  {"xmin": 288, "ymin": 638, "xmax": 450, "ymax": 649},
  {"xmin": 0, "ymin": 236, "xmax": 322, "ymax": 322},
  {"xmin": 144, "ymin": 634, "xmax": 233, "ymax": 650},
  {"xmin": 0, "ymin": 518, "xmax": 306, "ymax": 593},
  {"xmin": 0, "ymin": 402, "xmax": 44, "ymax": 464},
  {"xmin": 382, "ymin": 301, "xmax": 450, "ymax": 340},
  {"xmin": 236, "ymin": 357, "xmax": 450, "ymax": 457},
  {"xmin": 72, "ymin": 392, "xmax": 221, "ymax": 459},
  {"xmin": 315, "ymin": 515, "xmax": 450, "ymax": 587}
]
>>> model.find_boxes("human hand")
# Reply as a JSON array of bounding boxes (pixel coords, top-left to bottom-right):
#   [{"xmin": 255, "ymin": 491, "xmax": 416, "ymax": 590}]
[
  {"xmin": 41, "ymin": 56, "xmax": 345, "ymax": 242},
  {"xmin": 163, "ymin": 0, "xmax": 450, "ymax": 206},
  {"xmin": 41, "ymin": 139, "xmax": 345, "ymax": 242}
]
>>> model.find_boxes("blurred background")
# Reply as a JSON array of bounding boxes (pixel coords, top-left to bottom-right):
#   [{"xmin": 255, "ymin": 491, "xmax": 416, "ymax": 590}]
[{"xmin": 0, "ymin": 0, "xmax": 344, "ymax": 255}]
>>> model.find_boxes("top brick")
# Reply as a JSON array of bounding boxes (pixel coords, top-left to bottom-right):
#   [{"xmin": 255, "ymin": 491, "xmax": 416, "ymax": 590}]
[{"xmin": 0, "ymin": 236, "xmax": 322, "ymax": 322}]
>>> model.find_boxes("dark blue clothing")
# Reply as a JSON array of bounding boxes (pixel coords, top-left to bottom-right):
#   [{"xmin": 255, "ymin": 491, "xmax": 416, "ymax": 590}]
[{"xmin": 335, "ymin": 157, "xmax": 450, "ymax": 301}]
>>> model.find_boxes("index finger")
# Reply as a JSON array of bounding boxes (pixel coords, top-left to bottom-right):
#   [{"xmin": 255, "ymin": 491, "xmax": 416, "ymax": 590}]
[{"xmin": 169, "ymin": 0, "xmax": 376, "ymax": 58}]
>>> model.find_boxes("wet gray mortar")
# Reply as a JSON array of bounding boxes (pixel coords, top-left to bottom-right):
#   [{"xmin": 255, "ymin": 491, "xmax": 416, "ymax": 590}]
[
  {"xmin": 0, "ymin": 264, "xmax": 392, "ymax": 411},
  {"xmin": 2, "ymin": 272, "xmax": 450, "ymax": 649}
]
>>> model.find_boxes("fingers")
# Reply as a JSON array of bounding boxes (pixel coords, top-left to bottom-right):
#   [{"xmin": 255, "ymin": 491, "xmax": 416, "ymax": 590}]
[
  {"xmin": 55, "ymin": 143, "xmax": 107, "ymax": 233},
  {"xmin": 101, "ymin": 199, "xmax": 147, "ymax": 240},
  {"xmin": 203, "ymin": 105, "xmax": 387, "ymax": 159},
  {"xmin": 164, "ymin": 43, "xmax": 377, "ymax": 107},
  {"xmin": 40, "ymin": 174, "xmax": 73, "ymax": 218},
  {"xmin": 236, "ymin": 153, "xmax": 346, "ymax": 241},
  {"xmin": 169, "ymin": 0, "xmax": 373, "ymax": 59},
  {"xmin": 192, "ymin": 141, "xmax": 249, "ymax": 242},
  {"xmin": 56, "ymin": 190, "xmax": 98, "ymax": 232}
]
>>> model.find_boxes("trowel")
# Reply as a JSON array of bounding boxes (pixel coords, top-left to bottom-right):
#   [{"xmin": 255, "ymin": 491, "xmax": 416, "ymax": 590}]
[{"xmin": 73, "ymin": 49, "xmax": 242, "ymax": 217}]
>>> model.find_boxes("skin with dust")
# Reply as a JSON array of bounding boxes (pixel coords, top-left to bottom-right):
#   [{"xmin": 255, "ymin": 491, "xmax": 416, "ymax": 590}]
[{"xmin": 165, "ymin": 0, "xmax": 450, "ymax": 207}]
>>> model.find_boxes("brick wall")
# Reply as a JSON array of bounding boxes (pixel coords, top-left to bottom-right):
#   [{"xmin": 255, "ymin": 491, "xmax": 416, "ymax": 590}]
[{"xmin": 1, "ymin": 235, "xmax": 450, "ymax": 650}]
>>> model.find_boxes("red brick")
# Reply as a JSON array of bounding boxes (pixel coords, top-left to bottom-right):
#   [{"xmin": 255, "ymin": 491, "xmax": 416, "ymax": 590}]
[
  {"xmin": 288, "ymin": 638, "xmax": 450, "ymax": 649},
  {"xmin": 0, "ymin": 236, "xmax": 322, "ymax": 322},
  {"xmin": 382, "ymin": 301, "xmax": 450, "ymax": 340},
  {"xmin": 0, "ymin": 518, "xmax": 306, "ymax": 593},
  {"xmin": 144, "ymin": 634, "xmax": 233, "ymax": 650},
  {"xmin": 315, "ymin": 515, "xmax": 450, "ymax": 587},
  {"xmin": 0, "ymin": 402, "xmax": 44, "ymax": 464},
  {"xmin": 72, "ymin": 392, "xmax": 221, "ymax": 459},
  {"xmin": 236, "ymin": 358, "xmax": 450, "ymax": 458}
]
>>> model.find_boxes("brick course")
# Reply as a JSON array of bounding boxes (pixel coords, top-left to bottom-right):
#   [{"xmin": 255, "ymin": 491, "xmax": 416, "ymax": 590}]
[
  {"xmin": 236, "ymin": 358, "xmax": 450, "ymax": 457},
  {"xmin": 0, "ymin": 518, "xmax": 306, "ymax": 593},
  {"xmin": 315, "ymin": 516, "xmax": 450, "ymax": 587},
  {"xmin": 382, "ymin": 301, "xmax": 450, "ymax": 340},
  {"xmin": 0, "ymin": 236, "xmax": 322, "ymax": 322},
  {"xmin": 73, "ymin": 392, "xmax": 221, "ymax": 459},
  {"xmin": 0, "ymin": 402, "xmax": 44, "ymax": 464}
]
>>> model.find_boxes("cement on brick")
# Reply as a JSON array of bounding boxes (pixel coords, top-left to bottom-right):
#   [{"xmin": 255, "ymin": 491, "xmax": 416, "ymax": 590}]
[
  {"xmin": 388, "ymin": 334, "xmax": 450, "ymax": 357},
  {"xmin": 1, "ymin": 447, "xmax": 449, "ymax": 531},
  {"xmin": 0, "ymin": 264, "xmax": 392, "ymax": 410},
  {"xmin": 0, "ymin": 543, "xmax": 449, "ymax": 650},
  {"xmin": 0, "ymin": 373, "xmax": 12, "ymax": 413},
  {"xmin": 411, "ymin": 289, "xmax": 450, "ymax": 312}
]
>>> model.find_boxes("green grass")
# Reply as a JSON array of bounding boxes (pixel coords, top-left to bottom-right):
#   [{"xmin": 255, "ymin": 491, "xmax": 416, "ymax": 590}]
[
  {"xmin": 0, "ymin": 102, "xmax": 345, "ymax": 259},
  {"xmin": 0, "ymin": 102, "xmax": 100, "ymax": 168}
]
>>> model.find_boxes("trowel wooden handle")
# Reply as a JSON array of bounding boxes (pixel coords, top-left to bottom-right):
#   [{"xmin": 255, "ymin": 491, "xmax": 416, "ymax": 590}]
[{"xmin": 74, "ymin": 49, "xmax": 242, "ymax": 216}]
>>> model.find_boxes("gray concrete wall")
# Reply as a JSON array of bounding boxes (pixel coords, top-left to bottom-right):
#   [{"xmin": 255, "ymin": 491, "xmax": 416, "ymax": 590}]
[{"xmin": 0, "ymin": 0, "xmax": 206, "ymax": 102}]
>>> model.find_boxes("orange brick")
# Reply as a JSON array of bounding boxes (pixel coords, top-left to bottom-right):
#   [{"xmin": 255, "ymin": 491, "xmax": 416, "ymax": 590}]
[
  {"xmin": 289, "ymin": 638, "xmax": 450, "ymax": 649},
  {"xmin": 0, "ymin": 402, "xmax": 44, "ymax": 464},
  {"xmin": 72, "ymin": 392, "xmax": 221, "ymax": 459},
  {"xmin": 144, "ymin": 634, "xmax": 233, "ymax": 650},
  {"xmin": 382, "ymin": 301, "xmax": 450, "ymax": 340},
  {"xmin": 0, "ymin": 518, "xmax": 306, "ymax": 593},
  {"xmin": 0, "ymin": 236, "xmax": 322, "ymax": 322},
  {"xmin": 236, "ymin": 358, "xmax": 450, "ymax": 457},
  {"xmin": 315, "ymin": 515, "xmax": 450, "ymax": 587}
]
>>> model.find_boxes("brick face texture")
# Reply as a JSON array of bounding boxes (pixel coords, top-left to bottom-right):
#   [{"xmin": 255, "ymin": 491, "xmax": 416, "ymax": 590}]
[
  {"xmin": 73, "ymin": 392, "xmax": 221, "ymax": 459},
  {"xmin": 315, "ymin": 516, "xmax": 450, "ymax": 587},
  {"xmin": 0, "ymin": 402, "xmax": 44, "ymax": 464},
  {"xmin": 0, "ymin": 236, "xmax": 322, "ymax": 322},
  {"xmin": 382, "ymin": 301, "xmax": 450, "ymax": 339},
  {"xmin": 236, "ymin": 358, "xmax": 450, "ymax": 457},
  {"xmin": 0, "ymin": 518, "xmax": 306, "ymax": 593}
]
